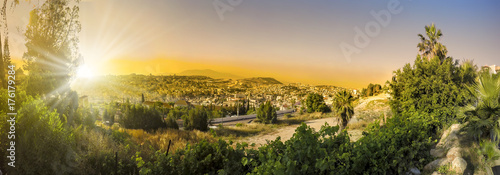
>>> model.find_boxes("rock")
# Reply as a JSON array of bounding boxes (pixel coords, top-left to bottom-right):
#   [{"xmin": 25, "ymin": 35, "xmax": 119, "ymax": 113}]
[
  {"xmin": 424, "ymin": 158, "xmax": 449, "ymax": 171},
  {"xmin": 446, "ymin": 147, "xmax": 461, "ymax": 161},
  {"xmin": 430, "ymin": 148, "xmax": 446, "ymax": 158},
  {"xmin": 451, "ymin": 157, "xmax": 467, "ymax": 174},
  {"xmin": 450, "ymin": 124, "xmax": 461, "ymax": 132},
  {"xmin": 436, "ymin": 124, "xmax": 462, "ymax": 149},
  {"xmin": 431, "ymin": 172, "xmax": 440, "ymax": 175},
  {"xmin": 409, "ymin": 167, "xmax": 421, "ymax": 175}
]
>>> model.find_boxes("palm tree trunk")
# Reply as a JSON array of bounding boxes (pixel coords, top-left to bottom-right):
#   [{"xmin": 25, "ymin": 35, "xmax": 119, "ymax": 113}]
[{"xmin": 337, "ymin": 117, "xmax": 344, "ymax": 131}]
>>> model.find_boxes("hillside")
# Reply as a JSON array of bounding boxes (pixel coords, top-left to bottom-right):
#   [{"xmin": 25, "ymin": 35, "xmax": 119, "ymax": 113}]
[
  {"xmin": 178, "ymin": 69, "xmax": 242, "ymax": 79},
  {"xmin": 238, "ymin": 77, "xmax": 282, "ymax": 85}
]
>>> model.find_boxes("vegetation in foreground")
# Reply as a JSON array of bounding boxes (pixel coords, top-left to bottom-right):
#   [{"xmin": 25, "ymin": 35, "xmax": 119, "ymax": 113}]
[{"xmin": 0, "ymin": 0, "xmax": 497, "ymax": 173}]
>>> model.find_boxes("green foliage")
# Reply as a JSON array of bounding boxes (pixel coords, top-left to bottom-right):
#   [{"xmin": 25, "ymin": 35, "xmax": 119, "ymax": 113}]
[
  {"xmin": 417, "ymin": 23, "xmax": 447, "ymax": 62},
  {"xmin": 183, "ymin": 107, "xmax": 209, "ymax": 131},
  {"xmin": 390, "ymin": 53, "xmax": 476, "ymax": 127},
  {"xmin": 122, "ymin": 104, "xmax": 166, "ymax": 131},
  {"xmin": 5, "ymin": 98, "xmax": 76, "ymax": 174},
  {"xmin": 135, "ymin": 139, "xmax": 248, "ymax": 175},
  {"xmin": 437, "ymin": 164, "xmax": 451, "ymax": 174},
  {"xmin": 248, "ymin": 123, "xmax": 351, "ymax": 174},
  {"xmin": 256, "ymin": 101, "xmax": 277, "ymax": 124},
  {"xmin": 350, "ymin": 115, "xmax": 434, "ymax": 174},
  {"xmin": 102, "ymin": 102, "xmax": 117, "ymax": 125},
  {"xmin": 23, "ymin": 0, "xmax": 81, "ymax": 96},
  {"xmin": 361, "ymin": 83, "xmax": 382, "ymax": 97},
  {"xmin": 460, "ymin": 72, "xmax": 500, "ymax": 142},
  {"xmin": 478, "ymin": 139, "xmax": 500, "ymax": 170},
  {"xmin": 165, "ymin": 115, "xmax": 179, "ymax": 130},
  {"xmin": 72, "ymin": 105, "xmax": 98, "ymax": 128},
  {"xmin": 332, "ymin": 89, "xmax": 355, "ymax": 130},
  {"xmin": 125, "ymin": 116, "xmax": 433, "ymax": 174},
  {"xmin": 391, "ymin": 24, "xmax": 477, "ymax": 128},
  {"xmin": 305, "ymin": 93, "xmax": 330, "ymax": 113}
]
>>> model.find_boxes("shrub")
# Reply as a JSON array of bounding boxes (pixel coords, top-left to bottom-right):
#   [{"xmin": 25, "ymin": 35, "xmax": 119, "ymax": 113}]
[
  {"xmin": 135, "ymin": 139, "xmax": 248, "ymax": 174},
  {"xmin": 256, "ymin": 101, "xmax": 277, "ymax": 124},
  {"xmin": 390, "ymin": 24, "xmax": 476, "ymax": 127},
  {"xmin": 4, "ymin": 99, "xmax": 76, "ymax": 175},
  {"xmin": 305, "ymin": 93, "xmax": 330, "ymax": 113},
  {"xmin": 122, "ymin": 104, "xmax": 166, "ymax": 131},
  {"xmin": 165, "ymin": 115, "xmax": 179, "ymax": 130},
  {"xmin": 183, "ymin": 108, "xmax": 209, "ymax": 131}
]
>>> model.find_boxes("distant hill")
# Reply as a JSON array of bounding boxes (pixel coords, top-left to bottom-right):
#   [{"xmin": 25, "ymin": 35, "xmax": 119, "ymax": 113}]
[
  {"xmin": 238, "ymin": 77, "xmax": 282, "ymax": 85},
  {"xmin": 178, "ymin": 69, "xmax": 243, "ymax": 79}
]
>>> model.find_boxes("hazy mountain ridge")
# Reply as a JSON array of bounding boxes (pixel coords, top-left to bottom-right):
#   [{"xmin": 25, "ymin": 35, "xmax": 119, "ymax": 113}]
[
  {"xmin": 178, "ymin": 69, "xmax": 242, "ymax": 79},
  {"xmin": 238, "ymin": 77, "xmax": 282, "ymax": 85}
]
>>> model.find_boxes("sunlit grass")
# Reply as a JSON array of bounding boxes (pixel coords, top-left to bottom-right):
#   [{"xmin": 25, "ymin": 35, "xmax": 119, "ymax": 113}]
[{"xmin": 97, "ymin": 123, "xmax": 215, "ymax": 154}]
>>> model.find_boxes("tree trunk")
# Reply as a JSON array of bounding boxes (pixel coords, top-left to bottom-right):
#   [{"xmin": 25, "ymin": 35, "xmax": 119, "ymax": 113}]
[{"xmin": 0, "ymin": 31, "xmax": 4, "ymax": 89}]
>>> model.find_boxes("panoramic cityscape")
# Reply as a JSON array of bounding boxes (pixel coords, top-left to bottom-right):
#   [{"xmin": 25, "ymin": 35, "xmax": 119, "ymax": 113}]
[{"xmin": 0, "ymin": 0, "xmax": 499, "ymax": 174}]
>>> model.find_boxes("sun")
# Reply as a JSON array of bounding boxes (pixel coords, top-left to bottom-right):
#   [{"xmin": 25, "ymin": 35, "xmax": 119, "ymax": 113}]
[{"xmin": 76, "ymin": 65, "xmax": 95, "ymax": 78}]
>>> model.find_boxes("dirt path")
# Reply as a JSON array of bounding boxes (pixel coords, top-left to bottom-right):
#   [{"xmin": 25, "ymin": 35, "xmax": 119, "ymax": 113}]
[{"xmin": 239, "ymin": 117, "xmax": 363, "ymax": 146}]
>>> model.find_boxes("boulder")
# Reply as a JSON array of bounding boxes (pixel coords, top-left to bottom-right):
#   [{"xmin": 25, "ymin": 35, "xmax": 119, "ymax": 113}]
[
  {"xmin": 451, "ymin": 157, "xmax": 467, "ymax": 174},
  {"xmin": 446, "ymin": 147, "xmax": 461, "ymax": 161},
  {"xmin": 409, "ymin": 167, "xmax": 421, "ymax": 175},
  {"xmin": 430, "ymin": 148, "xmax": 446, "ymax": 158},
  {"xmin": 424, "ymin": 158, "xmax": 449, "ymax": 171},
  {"xmin": 436, "ymin": 124, "xmax": 462, "ymax": 149}
]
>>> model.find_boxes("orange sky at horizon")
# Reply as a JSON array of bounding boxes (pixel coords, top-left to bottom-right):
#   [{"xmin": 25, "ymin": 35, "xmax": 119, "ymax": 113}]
[
  {"xmin": 8, "ymin": 1, "xmax": 499, "ymax": 90},
  {"xmin": 91, "ymin": 57, "xmax": 391, "ymax": 89},
  {"xmin": 10, "ymin": 55, "xmax": 390, "ymax": 89}
]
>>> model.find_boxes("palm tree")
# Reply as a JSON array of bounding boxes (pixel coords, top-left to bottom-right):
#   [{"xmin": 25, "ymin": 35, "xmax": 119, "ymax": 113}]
[
  {"xmin": 462, "ymin": 72, "xmax": 500, "ymax": 143},
  {"xmin": 417, "ymin": 23, "xmax": 448, "ymax": 62},
  {"xmin": 332, "ymin": 90, "xmax": 355, "ymax": 131}
]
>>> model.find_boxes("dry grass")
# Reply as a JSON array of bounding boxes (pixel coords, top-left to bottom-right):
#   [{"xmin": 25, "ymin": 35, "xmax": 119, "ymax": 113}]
[
  {"xmin": 125, "ymin": 128, "xmax": 215, "ymax": 153},
  {"xmin": 216, "ymin": 123, "xmax": 277, "ymax": 140},
  {"xmin": 97, "ymin": 122, "xmax": 215, "ymax": 153},
  {"xmin": 346, "ymin": 120, "xmax": 370, "ymax": 130},
  {"xmin": 282, "ymin": 112, "xmax": 334, "ymax": 124}
]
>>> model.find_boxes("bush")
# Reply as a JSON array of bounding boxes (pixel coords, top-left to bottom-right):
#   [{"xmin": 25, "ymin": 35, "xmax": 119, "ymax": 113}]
[
  {"xmin": 390, "ymin": 55, "xmax": 476, "ymax": 127},
  {"xmin": 361, "ymin": 83, "xmax": 382, "ymax": 97},
  {"xmin": 305, "ymin": 93, "xmax": 331, "ymax": 113},
  {"xmin": 165, "ymin": 115, "xmax": 179, "ymax": 130},
  {"xmin": 135, "ymin": 139, "xmax": 248, "ymax": 175},
  {"xmin": 183, "ymin": 108, "xmax": 209, "ymax": 131},
  {"xmin": 2, "ymin": 99, "xmax": 76, "ymax": 175},
  {"xmin": 256, "ymin": 101, "xmax": 277, "ymax": 124},
  {"xmin": 122, "ymin": 104, "xmax": 166, "ymax": 131}
]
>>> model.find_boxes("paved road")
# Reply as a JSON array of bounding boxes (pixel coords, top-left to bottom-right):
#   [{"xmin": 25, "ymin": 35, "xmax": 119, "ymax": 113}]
[
  {"xmin": 211, "ymin": 109, "xmax": 295, "ymax": 125},
  {"xmin": 177, "ymin": 109, "xmax": 295, "ymax": 127}
]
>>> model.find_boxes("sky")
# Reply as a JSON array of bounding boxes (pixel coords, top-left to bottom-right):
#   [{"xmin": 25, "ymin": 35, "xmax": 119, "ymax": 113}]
[{"xmin": 8, "ymin": 0, "xmax": 500, "ymax": 88}]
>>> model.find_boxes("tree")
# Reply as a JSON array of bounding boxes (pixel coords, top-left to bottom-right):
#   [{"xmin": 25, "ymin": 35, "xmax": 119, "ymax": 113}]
[
  {"xmin": 417, "ymin": 23, "xmax": 447, "ymax": 62},
  {"xmin": 141, "ymin": 93, "xmax": 145, "ymax": 103},
  {"xmin": 257, "ymin": 101, "xmax": 277, "ymax": 124},
  {"xmin": 391, "ymin": 24, "xmax": 477, "ymax": 127},
  {"xmin": 23, "ymin": 0, "xmax": 82, "ymax": 96},
  {"xmin": 460, "ymin": 72, "xmax": 500, "ymax": 143},
  {"xmin": 0, "ymin": 0, "xmax": 21, "ymax": 89},
  {"xmin": 122, "ymin": 104, "xmax": 166, "ymax": 131},
  {"xmin": 305, "ymin": 93, "xmax": 330, "ymax": 113},
  {"xmin": 332, "ymin": 89, "xmax": 355, "ymax": 131},
  {"xmin": 183, "ymin": 108, "xmax": 209, "ymax": 131}
]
